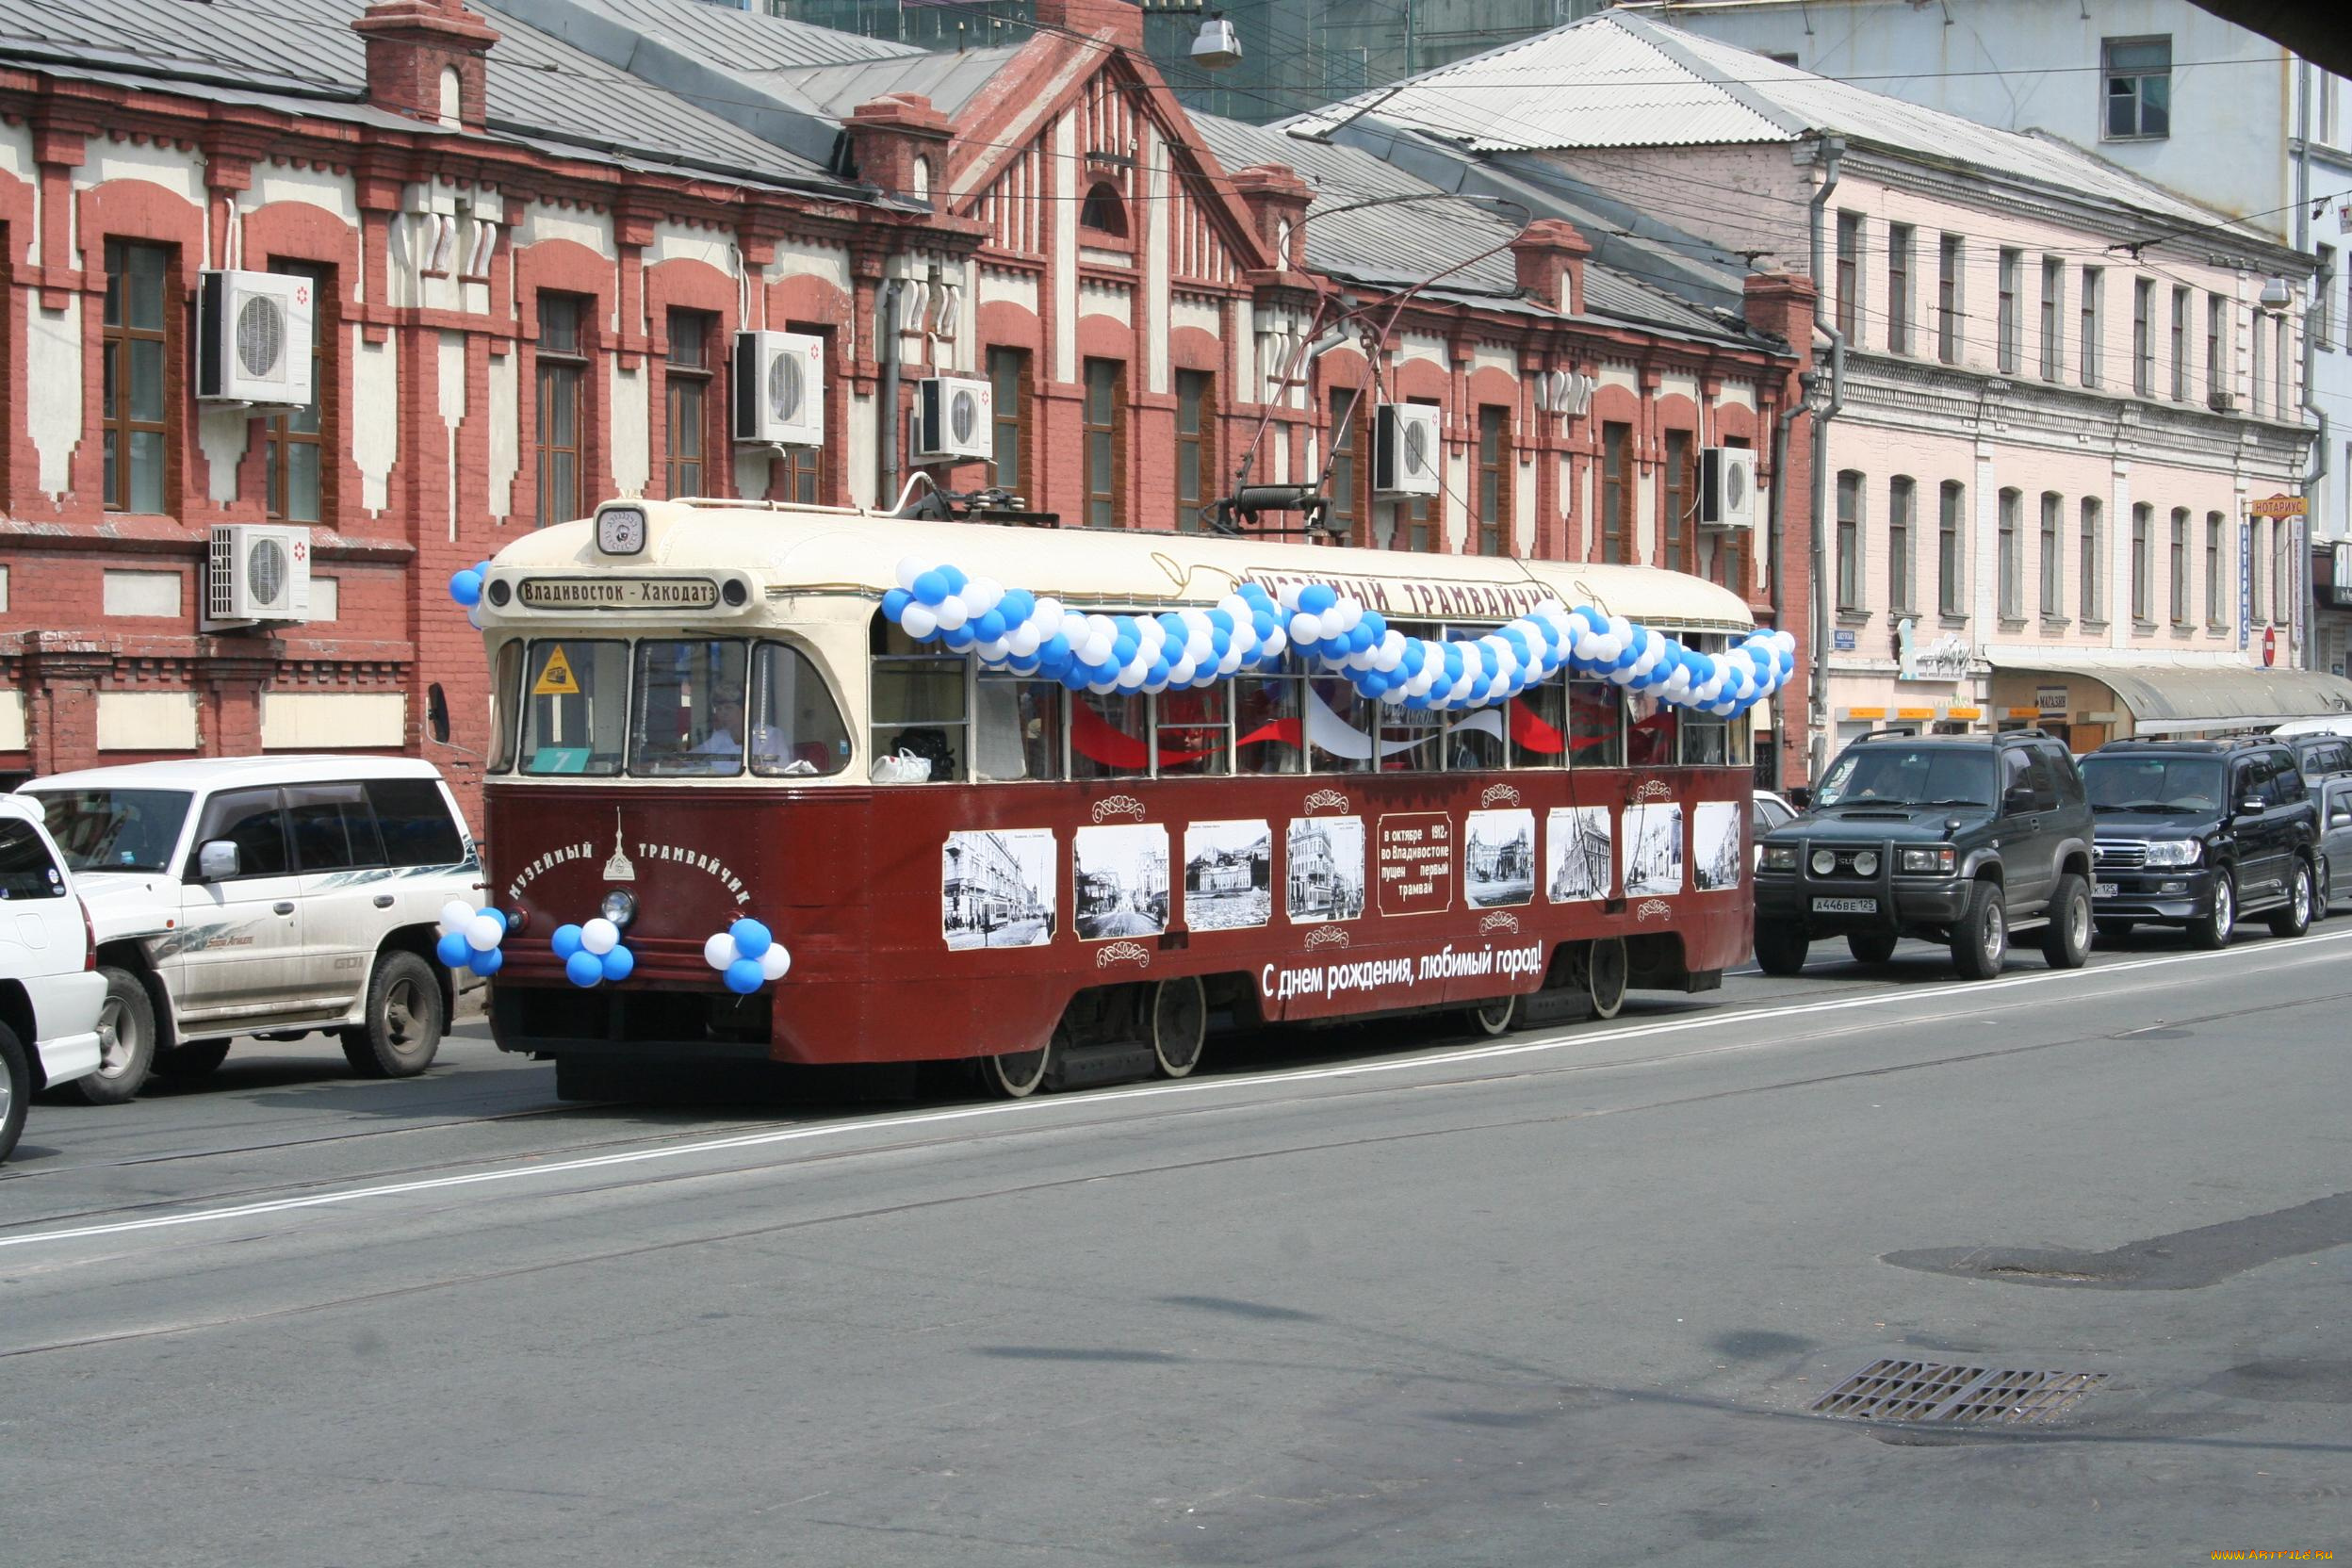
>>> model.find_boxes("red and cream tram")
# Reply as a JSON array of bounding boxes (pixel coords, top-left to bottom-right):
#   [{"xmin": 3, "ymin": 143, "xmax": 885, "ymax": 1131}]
[{"xmin": 466, "ymin": 498, "xmax": 1771, "ymax": 1098}]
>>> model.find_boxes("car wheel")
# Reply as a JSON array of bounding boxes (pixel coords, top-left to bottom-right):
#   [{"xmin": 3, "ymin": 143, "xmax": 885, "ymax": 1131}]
[
  {"xmin": 2095, "ymin": 919, "xmax": 2135, "ymax": 941},
  {"xmin": 152, "ymin": 1037, "xmax": 234, "ymax": 1081},
  {"xmin": 2267, "ymin": 858, "xmax": 2314, "ymax": 939},
  {"xmin": 340, "ymin": 951, "xmax": 446, "ymax": 1078},
  {"xmin": 1950, "ymin": 880, "xmax": 2008, "ymax": 980},
  {"xmin": 0, "ymin": 1021, "xmax": 28, "ymax": 1164},
  {"xmin": 2314, "ymin": 856, "xmax": 2330, "ymax": 923},
  {"xmin": 1846, "ymin": 931, "xmax": 1899, "ymax": 965},
  {"xmin": 2040, "ymin": 874, "xmax": 2093, "ymax": 970},
  {"xmin": 2189, "ymin": 868, "xmax": 2235, "ymax": 951},
  {"xmin": 71, "ymin": 966, "xmax": 157, "ymax": 1105},
  {"xmin": 1754, "ymin": 922, "xmax": 1809, "ymax": 977}
]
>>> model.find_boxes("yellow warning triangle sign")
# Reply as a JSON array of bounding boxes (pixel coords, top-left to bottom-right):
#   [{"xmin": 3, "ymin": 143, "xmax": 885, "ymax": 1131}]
[{"xmin": 533, "ymin": 645, "xmax": 582, "ymax": 697}]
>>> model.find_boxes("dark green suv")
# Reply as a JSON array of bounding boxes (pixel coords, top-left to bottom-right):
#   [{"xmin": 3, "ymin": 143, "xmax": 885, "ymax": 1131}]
[{"xmin": 1754, "ymin": 729, "xmax": 2097, "ymax": 979}]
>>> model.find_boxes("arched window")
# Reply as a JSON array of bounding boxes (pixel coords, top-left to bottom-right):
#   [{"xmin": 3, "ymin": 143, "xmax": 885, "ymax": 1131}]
[
  {"xmin": 437, "ymin": 65, "xmax": 463, "ymax": 129},
  {"xmin": 911, "ymin": 155, "xmax": 932, "ymax": 204},
  {"xmin": 1079, "ymin": 182, "xmax": 1127, "ymax": 239}
]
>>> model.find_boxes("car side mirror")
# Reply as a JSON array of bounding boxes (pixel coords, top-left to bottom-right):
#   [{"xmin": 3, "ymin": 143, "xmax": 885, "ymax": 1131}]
[
  {"xmin": 427, "ymin": 682, "xmax": 451, "ymax": 746},
  {"xmin": 2002, "ymin": 785, "xmax": 2035, "ymax": 815},
  {"xmin": 2239, "ymin": 797, "xmax": 2267, "ymax": 817},
  {"xmin": 197, "ymin": 840, "xmax": 240, "ymax": 881}
]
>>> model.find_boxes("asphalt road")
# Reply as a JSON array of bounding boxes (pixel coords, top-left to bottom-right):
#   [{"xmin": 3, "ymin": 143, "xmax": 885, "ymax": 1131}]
[{"xmin": 4, "ymin": 922, "xmax": 2348, "ymax": 1566}]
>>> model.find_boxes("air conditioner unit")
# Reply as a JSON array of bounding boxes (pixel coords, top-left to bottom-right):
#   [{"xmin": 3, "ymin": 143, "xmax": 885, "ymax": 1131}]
[
  {"xmin": 2208, "ymin": 389, "xmax": 2239, "ymax": 415},
  {"xmin": 1373, "ymin": 402, "xmax": 1440, "ymax": 496},
  {"xmin": 196, "ymin": 270, "xmax": 315, "ymax": 406},
  {"xmin": 913, "ymin": 374, "xmax": 993, "ymax": 463},
  {"xmin": 207, "ymin": 524, "xmax": 314, "ymax": 625},
  {"xmin": 1698, "ymin": 446, "xmax": 1756, "ymax": 531},
  {"xmin": 732, "ymin": 330, "xmax": 825, "ymax": 447}
]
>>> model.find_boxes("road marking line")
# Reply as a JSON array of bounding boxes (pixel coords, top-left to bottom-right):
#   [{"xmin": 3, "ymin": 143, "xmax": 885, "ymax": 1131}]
[{"xmin": 8, "ymin": 929, "xmax": 2347, "ymax": 1251}]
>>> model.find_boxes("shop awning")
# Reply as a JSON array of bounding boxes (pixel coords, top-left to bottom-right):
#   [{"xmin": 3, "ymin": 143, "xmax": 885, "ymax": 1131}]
[{"xmin": 1990, "ymin": 655, "xmax": 2352, "ymax": 735}]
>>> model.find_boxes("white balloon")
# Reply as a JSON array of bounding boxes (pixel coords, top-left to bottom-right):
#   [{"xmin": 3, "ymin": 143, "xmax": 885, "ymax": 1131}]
[
  {"xmin": 1117, "ymin": 663, "xmax": 1148, "ymax": 690},
  {"xmin": 439, "ymin": 900, "xmax": 476, "ymax": 937},
  {"xmin": 965, "ymin": 577, "xmax": 1003, "ymax": 615},
  {"xmin": 1279, "ymin": 584, "xmax": 1302, "ymax": 612},
  {"xmin": 760, "ymin": 944, "xmax": 792, "ymax": 981},
  {"xmin": 900, "ymin": 603, "xmax": 938, "ymax": 640},
  {"xmin": 467, "ymin": 602, "xmax": 486, "ymax": 631},
  {"xmin": 976, "ymin": 637, "xmax": 1011, "ymax": 662},
  {"xmin": 895, "ymin": 556, "xmax": 925, "ymax": 590},
  {"xmin": 933, "ymin": 596, "xmax": 968, "ymax": 631},
  {"xmin": 704, "ymin": 933, "xmax": 738, "ymax": 972},
  {"xmin": 1007, "ymin": 624, "xmax": 1042, "ymax": 658},
  {"xmin": 1317, "ymin": 606, "xmax": 1348, "ymax": 641},
  {"xmin": 1337, "ymin": 600, "xmax": 1363, "ymax": 632},
  {"xmin": 1290, "ymin": 611, "xmax": 1321, "ymax": 645},
  {"xmin": 580, "ymin": 918, "xmax": 619, "ymax": 956},
  {"xmin": 1217, "ymin": 647, "xmax": 1244, "ymax": 676},
  {"xmin": 464, "ymin": 913, "xmax": 505, "ymax": 953},
  {"xmin": 1261, "ymin": 628, "xmax": 1287, "ymax": 659},
  {"xmin": 1168, "ymin": 657, "xmax": 1197, "ymax": 685}
]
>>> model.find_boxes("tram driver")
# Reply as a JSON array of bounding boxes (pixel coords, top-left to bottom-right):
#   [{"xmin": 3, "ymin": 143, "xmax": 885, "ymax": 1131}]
[{"xmin": 689, "ymin": 686, "xmax": 787, "ymax": 771}]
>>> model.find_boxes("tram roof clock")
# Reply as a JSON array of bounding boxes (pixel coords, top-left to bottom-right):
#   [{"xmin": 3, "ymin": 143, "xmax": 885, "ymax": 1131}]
[{"xmin": 596, "ymin": 504, "xmax": 648, "ymax": 556}]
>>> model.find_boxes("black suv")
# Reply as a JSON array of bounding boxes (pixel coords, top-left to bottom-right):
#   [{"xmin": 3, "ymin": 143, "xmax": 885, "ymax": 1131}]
[
  {"xmin": 2080, "ymin": 738, "xmax": 2321, "ymax": 947},
  {"xmin": 1754, "ymin": 729, "xmax": 2096, "ymax": 979}
]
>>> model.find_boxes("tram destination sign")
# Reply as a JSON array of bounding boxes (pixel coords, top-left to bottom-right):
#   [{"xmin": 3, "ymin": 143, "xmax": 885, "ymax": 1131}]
[{"xmin": 516, "ymin": 577, "xmax": 721, "ymax": 611}]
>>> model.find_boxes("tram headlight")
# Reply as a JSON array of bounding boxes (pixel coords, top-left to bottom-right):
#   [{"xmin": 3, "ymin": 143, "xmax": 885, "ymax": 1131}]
[
  {"xmin": 487, "ymin": 578, "xmax": 511, "ymax": 606},
  {"xmin": 600, "ymin": 889, "xmax": 638, "ymax": 929}
]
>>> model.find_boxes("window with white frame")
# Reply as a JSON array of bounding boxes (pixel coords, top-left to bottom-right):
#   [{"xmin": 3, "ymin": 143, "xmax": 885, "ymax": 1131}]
[{"xmin": 2103, "ymin": 36, "xmax": 2171, "ymax": 139}]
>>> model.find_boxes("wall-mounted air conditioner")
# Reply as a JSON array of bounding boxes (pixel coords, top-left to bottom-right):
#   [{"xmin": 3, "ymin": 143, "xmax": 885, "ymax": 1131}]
[
  {"xmin": 207, "ymin": 525, "xmax": 314, "ymax": 625},
  {"xmin": 732, "ymin": 330, "xmax": 825, "ymax": 447},
  {"xmin": 1698, "ymin": 447, "xmax": 1756, "ymax": 531},
  {"xmin": 196, "ymin": 270, "xmax": 315, "ymax": 406},
  {"xmin": 1373, "ymin": 402, "xmax": 1440, "ymax": 496},
  {"xmin": 2208, "ymin": 389, "xmax": 2239, "ymax": 415},
  {"xmin": 913, "ymin": 374, "xmax": 993, "ymax": 463}
]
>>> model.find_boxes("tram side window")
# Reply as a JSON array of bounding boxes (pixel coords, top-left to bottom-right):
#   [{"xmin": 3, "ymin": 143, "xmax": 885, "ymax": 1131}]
[
  {"xmin": 1568, "ymin": 681, "xmax": 1625, "ymax": 768},
  {"xmin": 1445, "ymin": 704, "xmax": 1505, "ymax": 772},
  {"xmin": 1307, "ymin": 676, "xmax": 1371, "ymax": 774},
  {"xmin": 1725, "ymin": 712, "xmax": 1754, "ymax": 767},
  {"xmin": 1380, "ymin": 705, "xmax": 1442, "ymax": 773},
  {"xmin": 1070, "ymin": 689, "xmax": 1150, "ymax": 781},
  {"xmin": 974, "ymin": 674, "xmax": 1063, "ymax": 782},
  {"xmin": 1156, "ymin": 684, "xmax": 1230, "ymax": 777},
  {"xmin": 871, "ymin": 619, "xmax": 968, "ymax": 782},
  {"xmin": 1234, "ymin": 673, "xmax": 1303, "ymax": 775},
  {"xmin": 629, "ymin": 639, "xmax": 750, "ymax": 776},
  {"xmin": 521, "ymin": 640, "xmax": 629, "ymax": 776},
  {"xmin": 1681, "ymin": 715, "xmax": 1729, "ymax": 766},
  {"xmin": 750, "ymin": 642, "xmax": 853, "ymax": 778},
  {"xmin": 1511, "ymin": 678, "xmax": 1567, "ymax": 769},
  {"xmin": 489, "ymin": 641, "xmax": 521, "ymax": 773},
  {"xmin": 1627, "ymin": 691, "xmax": 1678, "ymax": 769}
]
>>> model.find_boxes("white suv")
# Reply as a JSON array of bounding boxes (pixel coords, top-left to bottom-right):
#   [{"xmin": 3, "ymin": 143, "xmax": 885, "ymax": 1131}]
[
  {"xmin": 0, "ymin": 794, "xmax": 105, "ymax": 1160},
  {"xmin": 23, "ymin": 757, "xmax": 482, "ymax": 1102}
]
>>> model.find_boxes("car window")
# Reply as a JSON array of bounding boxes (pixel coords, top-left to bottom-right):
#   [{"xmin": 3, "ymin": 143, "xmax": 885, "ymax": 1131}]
[
  {"xmin": 2042, "ymin": 745, "xmax": 2085, "ymax": 805},
  {"xmin": 0, "ymin": 819, "xmax": 70, "ymax": 901},
  {"xmin": 2267, "ymin": 752, "xmax": 2306, "ymax": 803},
  {"xmin": 2022, "ymin": 748, "xmax": 2060, "ymax": 811},
  {"xmin": 366, "ymin": 778, "xmax": 467, "ymax": 868},
  {"xmin": 1999, "ymin": 748, "xmax": 2034, "ymax": 811},
  {"xmin": 189, "ymin": 788, "xmax": 290, "ymax": 879},
  {"xmin": 2330, "ymin": 784, "xmax": 2352, "ymax": 827},
  {"xmin": 286, "ymin": 783, "xmax": 387, "ymax": 874},
  {"xmin": 28, "ymin": 788, "xmax": 192, "ymax": 873}
]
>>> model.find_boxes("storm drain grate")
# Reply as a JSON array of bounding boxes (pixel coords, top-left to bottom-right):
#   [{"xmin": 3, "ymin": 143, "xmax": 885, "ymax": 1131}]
[{"xmin": 1809, "ymin": 1359, "xmax": 2106, "ymax": 1427}]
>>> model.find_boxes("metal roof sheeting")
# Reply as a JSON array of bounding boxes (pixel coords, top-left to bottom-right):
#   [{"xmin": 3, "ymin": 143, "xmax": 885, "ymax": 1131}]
[
  {"xmin": 1298, "ymin": 10, "xmax": 2245, "ymax": 236},
  {"xmin": 551, "ymin": 0, "xmax": 920, "ymax": 71},
  {"xmin": 753, "ymin": 46, "xmax": 1026, "ymax": 122}
]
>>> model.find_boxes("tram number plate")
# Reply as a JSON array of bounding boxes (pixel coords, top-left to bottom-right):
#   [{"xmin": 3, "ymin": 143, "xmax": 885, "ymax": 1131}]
[
  {"xmin": 1811, "ymin": 896, "xmax": 1876, "ymax": 914},
  {"xmin": 2094, "ymin": 882, "xmax": 2118, "ymax": 899}
]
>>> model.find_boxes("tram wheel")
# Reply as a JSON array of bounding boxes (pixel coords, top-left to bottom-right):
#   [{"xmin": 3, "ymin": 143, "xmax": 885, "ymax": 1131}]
[
  {"xmin": 1150, "ymin": 976, "xmax": 1208, "ymax": 1079},
  {"xmin": 1588, "ymin": 938, "xmax": 1628, "ymax": 1021},
  {"xmin": 983, "ymin": 1036, "xmax": 1054, "ymax": 1099},
  {"xmin": 1467, "ymin": 992, "xmax": 1518, "ymax": 1037}
]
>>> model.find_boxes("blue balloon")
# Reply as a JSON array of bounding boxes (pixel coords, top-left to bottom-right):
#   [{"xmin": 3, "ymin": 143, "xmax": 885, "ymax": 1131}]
[
  {"xmin": 729, "ymin": 919, "xmax": 772, "ymax": 959},
  {"xmin": 1113, "ymin": 635, "xmax": 1139, "ymax": 666},
  {"xmin": 882, "ymin": 587, "xmax": 912, "ymax": 620},
  {"xmin": 1348, "ymin": 624, "xmax": 1376, "ymax": 654},
  {"xmin": 1252, "ymin": 612, "xmax": 1276, "ymax": 641},
  {"xmin": 550, "ymin": 923, "xmax": 584, "ymax": 959},
  {"xmin": 1359, "ymin": 610, "xmax": 1386, "ymax": 642},
  {"xmin": 449, "ymin": 570, "xmax": 482, "ymax": 607},
  {"xmin": 468, "ymin": 946, "xmax": 504, "ymax": 977},
  {"xmin": 1061, "ymin": 666, "xmax": 1090, "ymax": 691},
  {"xmin": 436, "ymin": 930, "xmax": 472, "ymax": 968},
  {"xmin": 600, "ymin": 945, "xmax": 635, "ymax": 982},
  {"xmin": 999, "ymin": 589, "xmax": 1035, "ymax": 623},
  {"xmin": 1442, "ymin": 644, "xmax": 1464, "ymax": 678},
  {"xmin": 912, "ymin": 571, "xmax": 948, "ymax": 605},
  {"xmin": 938, "ymin": 564, "xmax": 969, "ymax": 595},
  {"xmin": 474, "ymin": 558, "xmax": 492, "ymax": 577},
  {"xmin": 1042, "ymin": 633, "xmax": 1071, "ymax": 662},
  {"xmin": 975, "ymin": 609, "xmax": 1007, "ymax": 642},
  {"xmin": 566, "ymin": 950, "xmax": 606, "ymax": 988},
  {"xmin": 1299, "ymin": 583, "xmax": 1336, "ymax": 614},
  {"xmin": 1206, "ymin": 608, "xmax": 1233, "ymax": 634},
  {"xmin": 942, "ymin": 625, "xmax": 977, "ymax": 649},
  {"xmin": 1148, "ymin": 657, "xmax": 1171, "ymax": 686},
  {"xmin": 725, "ymin": 956, "xmax": 765, "ymax": 995}
]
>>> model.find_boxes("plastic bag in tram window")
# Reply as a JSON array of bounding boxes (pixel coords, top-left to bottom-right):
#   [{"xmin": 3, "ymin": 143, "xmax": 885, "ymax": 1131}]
[{"xmin": 871, "ymin": 748, "xmax": 933, "ymax": 784}]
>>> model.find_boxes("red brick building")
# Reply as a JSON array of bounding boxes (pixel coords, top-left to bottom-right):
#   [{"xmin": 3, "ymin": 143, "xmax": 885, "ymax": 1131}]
[{"xmin": 0, "ymin": 0, "xmax": 1813, "ymax": 819}]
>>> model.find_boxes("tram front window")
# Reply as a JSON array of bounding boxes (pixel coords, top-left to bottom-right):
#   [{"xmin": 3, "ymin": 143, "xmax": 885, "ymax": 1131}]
[
  {"xmin": 489, "ymin": 641, "xmax": 521, "ymax": 773},
  {"xmin": 750, "ymin": 642, "xmax": 853, "ymax": 777},
  {"xmin": 520, "ymin": 639, "xmax": 629, "ymax": 776},
  {"xmin": 629, "ymin": 639, "xmax": 751, "ymax": 776}
]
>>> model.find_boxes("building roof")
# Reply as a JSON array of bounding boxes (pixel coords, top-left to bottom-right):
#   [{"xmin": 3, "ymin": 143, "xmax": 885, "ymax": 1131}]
[
  {"xmin": 0, "ymin": 0, "xmax": 848, "ymax": 194},
  {"xmin": 1290, "ymin": 9, "xmax": 2247, "ymax": 237},
  {"xmin": 750, "ymin": 45, "xmax": 1027, "ymax": 122},
  {"xmin": 1196, "ymin": 114, "xmax": 1768, "ymax": 348}
]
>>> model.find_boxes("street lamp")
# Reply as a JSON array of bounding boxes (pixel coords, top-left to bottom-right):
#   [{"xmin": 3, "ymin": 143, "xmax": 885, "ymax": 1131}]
[{"xmin": 1191, "ymin": 11, "xmax": 1241, "ymax": 71}]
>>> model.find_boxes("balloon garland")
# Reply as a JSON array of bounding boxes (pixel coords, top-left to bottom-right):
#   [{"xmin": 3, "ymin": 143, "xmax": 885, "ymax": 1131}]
[
  {"xmin": 435, "ymin": 899, "xmax": 513, "ymax": 976},
  {"xmin": 448, "ymin": 558, "xmax": 494, "ymax": 630},
  {"xmin": 879, "ymin": 557, "xmax": 1794, "ymax": 719},
  {"xmin": 702, "ymin": 918, "xmax": 792, "ymax": 996},
  {"xmin": 551, "ymin": 917, "xmax": 636, "ymax": 988}
]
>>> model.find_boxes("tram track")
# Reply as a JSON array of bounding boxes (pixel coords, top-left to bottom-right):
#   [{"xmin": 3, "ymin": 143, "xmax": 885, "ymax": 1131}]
[
  {"xmin": 7, "ymin": 957, "xmax": 2346, "ymax": 1360},
  {"xmin": 8, "ymin": 929, "xmax": 2344, "ymax": 1253}
]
